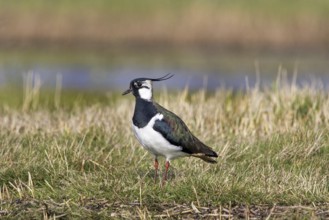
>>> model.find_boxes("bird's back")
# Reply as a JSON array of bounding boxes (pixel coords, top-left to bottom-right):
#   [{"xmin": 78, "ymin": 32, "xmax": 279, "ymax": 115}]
[{"xmin": 153, "ymin": 102, "xmax": 218, "ymax": 162}]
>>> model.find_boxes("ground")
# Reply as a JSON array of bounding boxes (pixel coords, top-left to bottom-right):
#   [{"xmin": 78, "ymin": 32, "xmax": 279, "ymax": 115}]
[{"xmin": 0, "ymin": 81, "xmax": 328, "ymax": 219}]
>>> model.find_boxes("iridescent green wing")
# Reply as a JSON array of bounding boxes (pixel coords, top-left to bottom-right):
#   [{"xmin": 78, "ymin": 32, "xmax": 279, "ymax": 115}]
[{"xmin": 153, "ymin": 102, "xmax": 217, "ymax": 157}]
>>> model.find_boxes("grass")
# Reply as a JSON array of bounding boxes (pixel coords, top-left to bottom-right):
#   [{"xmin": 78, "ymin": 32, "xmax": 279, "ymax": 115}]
[
  {"xmin": 0, "ymin": 76, "xmax": 328, "ymax": 219},
  {"xmin": 1, "ymin": 0, "xmax": 329, "ymax": 51},
  {"xmin": 2, "ymin": 0, "xmax": 329, "ymax": 17}
]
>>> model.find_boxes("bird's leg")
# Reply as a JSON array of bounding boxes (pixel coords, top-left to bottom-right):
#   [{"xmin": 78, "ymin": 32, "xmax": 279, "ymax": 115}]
[
  {"xmin": 162, "ymin": 161, "xmax": 170, "ymax": 184},
  {"xmin": 154, "ymin": 158, "xmax": 159, "ymax": 183}
]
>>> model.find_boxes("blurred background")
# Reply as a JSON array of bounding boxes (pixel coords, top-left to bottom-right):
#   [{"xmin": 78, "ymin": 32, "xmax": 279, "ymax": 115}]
[{"xmin": 0, "ymin": 0, "xmax": 329, "ymax": 91}]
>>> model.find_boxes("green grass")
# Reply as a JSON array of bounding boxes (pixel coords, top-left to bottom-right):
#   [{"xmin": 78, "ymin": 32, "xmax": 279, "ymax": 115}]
[
  {"xmin": 2, "ymin": 0, "xmax": 329, "ymax": 17},
  {"xmin": 0, "ymin": 80, "xmax": 328, "ymax": 218}
]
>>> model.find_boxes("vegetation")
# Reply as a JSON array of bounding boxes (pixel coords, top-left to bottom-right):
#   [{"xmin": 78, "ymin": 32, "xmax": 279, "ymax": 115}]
[
  {"xmin": 0, "ymin": 76, "xmax": 328, "ymax": 219},
  {"xmin": 1, "ymin": 0, "xmax": 329, "ymax": 50}
]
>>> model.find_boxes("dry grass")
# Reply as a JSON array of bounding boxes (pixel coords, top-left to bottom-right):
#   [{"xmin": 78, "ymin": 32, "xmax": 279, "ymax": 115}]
[
  {"xmin": 0, "ymin": 75, "xmax": 328, "ymax": 218},
  {"xmin": 1, "ymin": 0, "xmax": 329, "ymax": 50}
]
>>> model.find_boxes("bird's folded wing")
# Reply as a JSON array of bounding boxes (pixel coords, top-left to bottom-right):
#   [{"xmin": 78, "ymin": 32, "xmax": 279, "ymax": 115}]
[{"xmin": 153, "ymin": 103, "xmax": 216, "ymax": 156}]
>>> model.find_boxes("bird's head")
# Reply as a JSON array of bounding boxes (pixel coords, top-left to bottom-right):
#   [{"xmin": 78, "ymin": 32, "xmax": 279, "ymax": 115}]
[{"xmin": 122, "ymin": 73, "xmax": 174, "ymax": 101}]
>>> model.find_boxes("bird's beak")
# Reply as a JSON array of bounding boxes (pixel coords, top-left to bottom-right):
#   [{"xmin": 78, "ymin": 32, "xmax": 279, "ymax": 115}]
[{"xmin": 122, "ymin": 88, "xmax": 132, "ymax": 95}]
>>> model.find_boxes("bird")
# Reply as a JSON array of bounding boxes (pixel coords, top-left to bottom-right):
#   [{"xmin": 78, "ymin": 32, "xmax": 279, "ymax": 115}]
[{"xmin": 122, "ymin": 73, "xmax": 218, "ymax": 183}]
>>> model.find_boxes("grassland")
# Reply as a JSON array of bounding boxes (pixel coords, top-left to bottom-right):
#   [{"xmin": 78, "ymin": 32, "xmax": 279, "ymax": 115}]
[
  {"xmin": 1, "ymin": 0, "xmax": 329, "ymax": 50},
  {"xmin": 0, "ymin": 77, "xmax": 328, "ymax": 219}
]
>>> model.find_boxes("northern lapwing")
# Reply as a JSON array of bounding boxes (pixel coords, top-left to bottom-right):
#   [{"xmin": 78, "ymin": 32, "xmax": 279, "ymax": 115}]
[{"xmin": 123, "ymin": 74, "xmax": 218, "ymax": 183}]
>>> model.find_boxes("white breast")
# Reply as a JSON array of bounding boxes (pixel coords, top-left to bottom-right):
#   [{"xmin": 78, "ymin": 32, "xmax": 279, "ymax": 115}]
[{"xmin": 132, "ymin": 113, "xmax": 188, "ymax": 161}]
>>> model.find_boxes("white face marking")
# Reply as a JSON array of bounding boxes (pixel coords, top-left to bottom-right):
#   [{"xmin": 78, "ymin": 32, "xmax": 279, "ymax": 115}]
[
  {"xmin": 138, "ymin": 80, "xmax": 152, "ymax": 100},
  {"xmin": 132, "ymin": 113, "xmax": 187, "ymax": 161}
]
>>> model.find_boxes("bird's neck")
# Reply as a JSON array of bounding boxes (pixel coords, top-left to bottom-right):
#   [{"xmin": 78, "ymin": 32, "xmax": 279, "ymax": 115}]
[{"xmin": 133, "ymin": 98, "xmax": 158, "ymax": 128}]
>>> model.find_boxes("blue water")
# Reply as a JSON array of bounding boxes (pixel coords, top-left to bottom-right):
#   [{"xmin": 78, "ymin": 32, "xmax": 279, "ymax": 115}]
[{"xmin": 0, "ymin": 50, "xmax": 328, "ymax": 91}]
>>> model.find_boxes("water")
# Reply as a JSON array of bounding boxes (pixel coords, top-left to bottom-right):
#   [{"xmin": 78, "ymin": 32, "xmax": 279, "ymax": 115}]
[{"xmin": 0, "ymin": 49, "xmax": 328, "ymax": 91}]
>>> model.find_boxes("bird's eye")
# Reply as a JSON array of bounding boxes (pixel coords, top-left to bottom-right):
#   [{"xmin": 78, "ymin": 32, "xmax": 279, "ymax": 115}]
[{"xmin": 136, "ymin": 81, "xmax": 142, "ymax": 87}]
